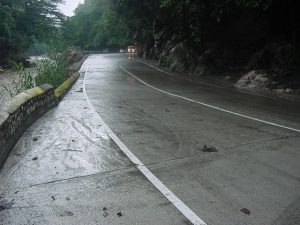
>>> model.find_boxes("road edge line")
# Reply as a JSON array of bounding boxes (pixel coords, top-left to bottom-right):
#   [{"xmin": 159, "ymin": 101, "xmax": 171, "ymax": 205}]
[
  {"xmin": 120, "ymin": 65, "xmax": 300, "ymax": 134},
  {"xmin": 83, "ymin": 68, "xmax": 207, "ymax": 225},
  {"xmin": 135, "ymin": 58, "xmax": 277, "ymax": 99}
]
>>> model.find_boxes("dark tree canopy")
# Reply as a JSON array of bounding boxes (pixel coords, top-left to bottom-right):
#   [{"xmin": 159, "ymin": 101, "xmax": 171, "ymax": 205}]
[
  {"xmin": 0, "ymin": 0, "xmax": 64, "ymax": 64},
  {"xmin": 63, "ymin": 0, "xmax": 131, "ymax": 50}
]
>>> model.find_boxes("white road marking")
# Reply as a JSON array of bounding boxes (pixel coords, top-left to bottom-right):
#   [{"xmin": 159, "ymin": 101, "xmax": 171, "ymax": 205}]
[
  {"xmin": 135, "ymin": 58, "xmax": 277, "ymax": 99},
  {"xmin": 83, "ymin": 68, "xmax": 207, "ymax": 225},
  {"xmin": 120, "ymin": 65, "xmax": 300, "ymax": 134}
]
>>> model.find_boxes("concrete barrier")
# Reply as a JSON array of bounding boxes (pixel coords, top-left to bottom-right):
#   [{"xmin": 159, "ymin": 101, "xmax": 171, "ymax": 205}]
[
  {"xmin": 55, "ymin": 73, "xmax": 80, "ymax": 99},
  {"xmin": 0, "ymin": 73, "xmax": 80, "ymax": 168}
]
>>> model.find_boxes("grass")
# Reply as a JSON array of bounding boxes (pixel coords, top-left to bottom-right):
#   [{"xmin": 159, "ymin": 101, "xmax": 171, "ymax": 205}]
[
  {"xmin": 35, "ymin": 57, "xmax": 68, "ymax": 88},
  {"xmin": 0, "ymin": 62, "xmax": 34, "ymax": 98},
  {"xmin": 35, "ymin": 43, "xmax": 68, "ymax": 88},
  {"xmin": 1, "ymin": 45, "xmax": 69, "ymax": 100}
]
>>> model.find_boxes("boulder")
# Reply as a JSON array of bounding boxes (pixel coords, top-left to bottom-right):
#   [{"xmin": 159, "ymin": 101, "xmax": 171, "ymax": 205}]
[
  {"xmin": 169, "ymin": 42, "xmax": 190, "ymax": 72},
  {"xmin": 246, "ymin": 43, "xmax": 295, "ymax": 72},
  {"xmin": 159, "ymin": 42, "xmax": 196, "ymax": 73},
  {"xmin": 194, "ymin": 49, "xmax": 220, "ymax": 76},
  {"xmin": 235, "ymin": 70, "xmax": 271, "ymax": 90},
  {"xmin": 158, "ymin": 41, "xmax": 176, "ymax": 67},
  {"xmin": 62, "ymin": 47, "xmax": 86, "ymax": 75},
  {"xmin": 62, "ymin": 47, "xmax": 86, "ymax": 66}
]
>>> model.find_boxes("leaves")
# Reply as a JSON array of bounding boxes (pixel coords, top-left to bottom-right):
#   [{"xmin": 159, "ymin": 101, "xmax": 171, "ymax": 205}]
[
  {"xmin": 0, "ymin": 0, "xmax": 64, "ymax": 64},
  {"xmin": 62, "ymin": 0, "xmax": 131, "ymax": 50}
]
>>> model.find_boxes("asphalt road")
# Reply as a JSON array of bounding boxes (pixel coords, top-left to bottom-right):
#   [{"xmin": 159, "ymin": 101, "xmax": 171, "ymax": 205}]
[
  {"xmin": 84, "ymin": 54, "xmax": 300, "ymax": 225},
  {"xmin": 1, "ymin": 53, "xmax": 299, "ymax": 225}
]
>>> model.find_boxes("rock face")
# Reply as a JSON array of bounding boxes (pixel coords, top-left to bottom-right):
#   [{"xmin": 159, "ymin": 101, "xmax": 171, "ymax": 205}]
[
  {"xmin": 159, "ymin": 42, "xmax": 196, "ymax": 73},
  {"xmin": 239, "ymin": 43, "xmax": 300, "ymax": 92},
  {"xmin": 245, "ymin": 43, "xmax": 295, "ymax": 72},
  {"xmin": 62, "ymin": 47, "xmax": 86, "ymax": 66},
  {"xmin": 235, "ymin": 70, "xmax": 271, "ymax": 90},
  {"xmin": 135, "ymin": 19, "xmax": 300, "ymax": 95},
  {"xmin": 62, "ymin": 47, "xmax": 86, "ymax": 75},
  {"xmin": 194, "ymin": 49, "xmax": 221, "ymax": 76}
]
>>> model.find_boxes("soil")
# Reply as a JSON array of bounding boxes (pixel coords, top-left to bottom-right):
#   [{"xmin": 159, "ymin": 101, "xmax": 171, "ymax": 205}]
[{"xmin": 0, "ymin": 67, "xmax": 37, "ymax": 104}]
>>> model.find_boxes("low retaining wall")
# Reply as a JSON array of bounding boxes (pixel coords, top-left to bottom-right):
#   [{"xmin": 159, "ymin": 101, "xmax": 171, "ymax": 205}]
[{"xmin": 0, "ymin": 73, "xmax": 80, "ymax": 168}]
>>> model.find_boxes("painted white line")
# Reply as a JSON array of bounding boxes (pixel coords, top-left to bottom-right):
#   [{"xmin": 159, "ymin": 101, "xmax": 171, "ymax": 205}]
[
  {"xmin": 120, "ymin": 65, "xmax": 300, "ymax": 134},
  {"xmin": 135, "ymin": 58, "xmax": 276, "ymax": 100},
  {"xmin": 135, "ymin": 58, "xmax": 222, "ymax": 88},
  {"xmin": 83, "ymin": 68, "xmax": 207, "ymax": 225}
]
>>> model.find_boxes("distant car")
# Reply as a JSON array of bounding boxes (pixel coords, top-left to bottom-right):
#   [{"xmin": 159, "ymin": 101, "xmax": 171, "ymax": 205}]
[
  {"xmin": 127, "ymin": 46, "xmax": 135, "ymax": 53},
  {"xmin": 120, "ymin": 49, "xmax": 126, "ymax": 53}
]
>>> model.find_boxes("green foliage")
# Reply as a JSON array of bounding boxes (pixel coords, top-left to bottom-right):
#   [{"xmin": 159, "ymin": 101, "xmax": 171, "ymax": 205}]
[
  {"xmin": 0, "ymin": 43, "xmax": 69, "ymax": 100},
  {"xmin": 63, "ymin": 0, "xmax": 131, "ymax": 50},
  {"xmin": 27, "ymin": 42, "xmax": 48, "ymax": 56},
  {"xmin": 0, "ymin": 0, "xmax": 64, "ymax": 64},
  {"xmin": 35, "ymin": 58, "xmax": 67, "ymax": 88},
  {"xmin": 35, "ymin": 44, "xmax": 68, "ymax": 88}
]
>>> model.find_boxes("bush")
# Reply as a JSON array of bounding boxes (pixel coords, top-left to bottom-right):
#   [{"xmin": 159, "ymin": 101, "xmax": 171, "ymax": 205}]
[
  {"xmin": 35, "ymin": 58, "xmax": 68, "ymax": 88},
  {"xmin": 35, "ymin": 45, "xmax": 68, "ymax": 88}
]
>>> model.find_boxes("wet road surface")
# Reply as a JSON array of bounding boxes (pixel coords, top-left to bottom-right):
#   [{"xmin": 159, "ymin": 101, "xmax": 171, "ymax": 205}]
[{"xmin": 1, "ymin": 53, "xmax": 300, "ymax": 225}]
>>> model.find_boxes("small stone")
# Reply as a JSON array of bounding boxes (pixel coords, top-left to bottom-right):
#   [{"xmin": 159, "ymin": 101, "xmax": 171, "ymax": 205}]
[
  {"xmin": 51, "ymin": 196, "xmax": 55, "ymax": 200},
  {"xmin": 117, "ymin": 212, "xmax": 122, "ymax": 217},
  {"xmin": 32, "ymin": 157, "xmax": 38, "ymax": 161},
  {"xmin": 0, "ymin": 205, "xmax": 8, "ymax": 211},
  {"xmin": 285, "ymin": 88, "xmax": 294, "ymax": 94},
  {"xmin": 65, "ymin": 211, "xmax": 73, "ymax": 216},
  {"xmin": 32, "ymin": 137, "xmax": 39, "ymax": 142},
  {"xmin": 60, "ymin": 210, "xmax": 73, "ymax": 217},
  {"xmin": 103, "ymin": 207, "xmax": 107, "ymax": 211},
  {"xmin": 225, "ymin": 75, "xmax": 231, "ymax": 80},
  {"xmin": 202, "ymin": 145, "xmax": 218, "ymax": 152},
  {"xmin": 240, "ymin": 208, "xmax": 251, "ymax": 215}
]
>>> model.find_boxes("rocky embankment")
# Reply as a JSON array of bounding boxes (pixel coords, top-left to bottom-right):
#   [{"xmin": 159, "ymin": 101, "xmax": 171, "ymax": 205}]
[
  {"xmin": 62, "ymin": 47, "xmax": 87, "ymax": 75},
  {"xmin": 132, "ymin": 2, "xmax": 299, "ymax": 97},
  {"xmin": 136, "ymin": 39, "xmax": 299, "ymax": 96}
]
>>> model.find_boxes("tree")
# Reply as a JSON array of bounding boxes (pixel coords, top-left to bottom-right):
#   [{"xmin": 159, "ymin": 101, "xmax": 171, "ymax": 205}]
[
  {"xmin": 62, "ymin": 0, "xmax": 131, "ymax": 50},
  {"xmin": 0, "ymin": 0, "xmax": 64, "ymax": 65}
]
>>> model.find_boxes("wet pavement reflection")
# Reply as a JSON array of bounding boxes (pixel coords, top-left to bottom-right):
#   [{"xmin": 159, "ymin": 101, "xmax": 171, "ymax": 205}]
[
  {"xmin": 0, "ymin": 59, "xmax": 190, "ymax": 225},
  {"xmin": 1, "ymin": 53, "xmax": 300, "ymax": 225}
]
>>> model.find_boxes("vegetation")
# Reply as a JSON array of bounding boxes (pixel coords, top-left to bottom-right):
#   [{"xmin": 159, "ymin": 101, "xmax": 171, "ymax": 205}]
[
  {"xmin": 35, "ymin": 49, "xmax": 68, "ymax": 88},
  {"xmin": 0, "ymin": 44, "xmax": 68, "ymax": 99},
  {"xmin": 2, "ymin": 0, "xmax": 298, "ymax": 63},
  {"xmin": 63, "ymin": 0, "xmax": 298, "ymax": 60},
  {"xmin": 0, "ymin": 0, "xmax": 299, "ymax": 94},
  {"xmin": 0, "ymin": 0, "xmax": 64, "ymax": 65},
  {"xmin": 110, "ymin": 0, "xmax": 298, "ymax": 52},
  {"xmin": 63, "ymin": 0, "xmax": 131, "ymax": 50}
]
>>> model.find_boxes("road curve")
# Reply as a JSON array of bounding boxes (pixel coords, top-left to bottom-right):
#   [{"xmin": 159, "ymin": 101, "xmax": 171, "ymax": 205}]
[
  {"xmin": 84, "ymin": 54, "xmax": 300, "ymax": 225},
  {"xmin": 0, "ymin": 53, "xmax": 299, "ymax": 225}
]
